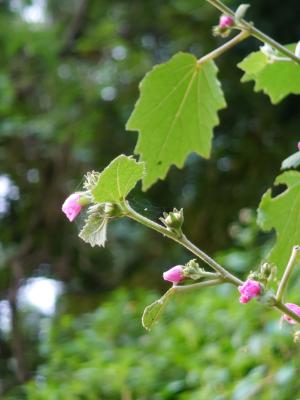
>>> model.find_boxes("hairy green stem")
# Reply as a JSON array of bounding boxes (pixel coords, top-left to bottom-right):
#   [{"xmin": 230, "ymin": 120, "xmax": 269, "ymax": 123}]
[
  {"xmin": 206, "ymin": 0, "xmax": 300, "ymax": 65},
  {"xmin": 276, "ymin": 245, "xmax": 300, "ymax": 302},
  {"xmin": 174, "ymin": 278, "xmax": 224, "ymax": 292},
  {"xmin": 123, "ymin": 201, "xmax": 300, "ymax": 325},
  {"xmin": 123, "ymin": 201, "xmax": 242, "ymax": 286},
  {"xmin": 198, "ymin": 31, "xmax": 250, "ymax": 64}
]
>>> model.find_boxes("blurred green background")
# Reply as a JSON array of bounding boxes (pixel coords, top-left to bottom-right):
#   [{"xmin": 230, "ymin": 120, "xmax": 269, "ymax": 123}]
[{"xmin": 1, "ymin": 0, "xmax": 300, "ymax": 398}]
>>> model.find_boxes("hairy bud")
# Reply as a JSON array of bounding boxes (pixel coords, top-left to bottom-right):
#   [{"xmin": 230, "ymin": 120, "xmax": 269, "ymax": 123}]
[{"xmin": 160, "ymin": 208, "xmax": 184, "ymax": 237}]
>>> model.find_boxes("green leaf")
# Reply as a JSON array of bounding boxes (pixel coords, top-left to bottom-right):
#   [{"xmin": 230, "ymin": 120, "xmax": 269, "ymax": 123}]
[
  {"xmin": 281, "ymin": 151, "xmax": 300, "ymax": 170},
  {"xmin": 92, "ymin": 155, "xmax": 145, "ymax": 203},
  {"xmin": 142, "ymin": 288, "xmax": 175, "ymax": 330},
  {"xmin": 126, "ymin": 52, "xmax": 226, "ymax": 190},
  {"xmin": 79, "ymin": 208, "xmax": 108, "ymax": 247},
  {"xmin": 238, "ymin": 44, "xmax": 300, "ymax": 104},
  {"xmin": 257, "ymin": 171, "xmax": 300, "ymax": 269}
]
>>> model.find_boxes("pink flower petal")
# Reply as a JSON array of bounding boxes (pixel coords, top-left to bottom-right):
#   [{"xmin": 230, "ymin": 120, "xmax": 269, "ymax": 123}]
[
  {"xmin": 62, "ymin": 193, "xmax": 82, "ymax": 222},
  {"xmin": 163, "ymin": 265, "xmax": 184, "ymax": 284}
]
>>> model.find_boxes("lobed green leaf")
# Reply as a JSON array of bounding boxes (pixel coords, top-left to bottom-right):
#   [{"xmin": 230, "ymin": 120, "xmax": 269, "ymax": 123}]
[
  {"xmin": 126, "ymin": 52, "xmax": 226, "ymax": 190},
  {"xmin": 92, "ymin": 155, "xmax": 145, "ymax": 203},
  {"xmin": 257, "ymin": 171, "xmax": 300, "ymax": 269}
]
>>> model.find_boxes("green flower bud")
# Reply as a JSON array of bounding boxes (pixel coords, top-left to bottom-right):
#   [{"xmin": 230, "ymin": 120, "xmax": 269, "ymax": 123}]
[{"xmin": 160, "ymin": 208, "xmax": 184, "ymax": 237}]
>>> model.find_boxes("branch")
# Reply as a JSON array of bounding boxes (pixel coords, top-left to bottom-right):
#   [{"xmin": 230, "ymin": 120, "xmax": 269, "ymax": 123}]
[
  {"xmin": 60, "ymin": 0, "xmax": 89, "ymax": 56},
  {"xmin": 123, "ymin": 201, "xmax": 242, "ymax": 286},
  {"xmin": 123, "ymin": 201, "xmax": 300, "ymax": 325},
  {"xmin": 173, "ymin": 278, "xmax": 224, "ymax": 292},
  {"xmin": 206, "ymin": 0, "xmax": 300, "ymax": 65}
]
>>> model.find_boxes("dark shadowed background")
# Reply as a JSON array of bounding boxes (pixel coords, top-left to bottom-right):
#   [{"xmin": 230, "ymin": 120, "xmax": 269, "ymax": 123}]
[{"xmin": 1, "ymin": 0, "xmax": 300, "ymax": 398}]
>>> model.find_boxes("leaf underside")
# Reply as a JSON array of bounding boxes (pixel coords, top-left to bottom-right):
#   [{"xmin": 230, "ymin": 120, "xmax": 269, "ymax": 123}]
[
  {"xmin": 142, "ymin": 288, "xmax": 175, "ymax": 330},
  {"xmin": 238, "ymin": 44, "xmax": 300, "ymax": 104},
  {"xmin": 257, "ymin": 171, "xmax": 300, "ymax": 270},
  {"xmin": 79, "ymin": 212, "xmax": 108, "ymax": 247},
  {"xmin": 126, "ymin": 52, "xmax": 226, "ymax": 190}
]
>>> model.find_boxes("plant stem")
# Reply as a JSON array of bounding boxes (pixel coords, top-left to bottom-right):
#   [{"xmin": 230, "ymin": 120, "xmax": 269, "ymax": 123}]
[
  {"xmin": 123, "ymin": 201, "xmax": 243, "ymax": 286},
  {"xmin": 276, "ymin": 245, "xmax": 300, "ymax": 302},
  {"xmin": 274, "ymin": 300, "xmax": 300, "ymax": 324},
  {"xmin": 180, "ymin": 235, "xmax": 243, "ymax": 285},
  {"xmin": 173, "ymin": 278, "xmax": 224, "ymax": 292},
  {"xmin": 206, "ymin": 0, "xmax": 300, "ymax": 65},
  {"xmin": 197, "ymin": 31, "xmax": 250, "ymax": 64},
  {"xmin": 123, "ymin": 202, "xmax": 300, "ymax": 325}
]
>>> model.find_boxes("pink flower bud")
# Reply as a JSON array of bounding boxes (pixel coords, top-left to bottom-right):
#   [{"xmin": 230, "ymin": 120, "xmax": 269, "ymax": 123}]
[
  {"xmin": 238, "ymin": 279, "xmax": 261, "ymax": 303},
  {"xmin": 163, "ymin": 265, "xmax": 184, "ymax": 284},
  {"xmin": 62, "ymin": 193, "xmax": 82, "ymax": 222},
  {"xmin": 219, "ymin": 15, "xmax": 234, "ymax": 29},
  {"xmin": 283, "ymin": 303, "xmax": 300, "ymax": 324},
  {"xmin": 297, "ymin": 141, "xmax": 300, "ymax": 151}
]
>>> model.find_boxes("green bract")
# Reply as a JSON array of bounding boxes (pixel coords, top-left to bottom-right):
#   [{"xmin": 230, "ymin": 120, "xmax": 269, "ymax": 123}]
[
  {"xmin": 126, "ymin": 52, "xmax": 226, "ymax": 189},
  {"xmin": 257, "ymin": 171, "xmax": 300, "ymax": 270},
  {"xmin": 79, "ymin": 210, "xmax": 108, "ymax": 247},
  {"xmin": 92, "ymin": 155, "xmax": 145, "ymax": 203},
  {"xmin": 238, "ymin": 44, "xmax": 300, "ymax": 104}
]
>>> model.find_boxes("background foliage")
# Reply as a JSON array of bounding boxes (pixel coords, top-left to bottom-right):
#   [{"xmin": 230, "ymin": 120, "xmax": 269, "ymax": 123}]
[{"xmin": 1, "ymin": 0, "xmax": 300, "ymax": 398}]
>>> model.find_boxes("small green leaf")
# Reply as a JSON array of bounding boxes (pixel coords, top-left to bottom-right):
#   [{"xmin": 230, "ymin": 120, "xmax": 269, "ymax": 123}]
[
  {"xmin": 257, "ymin": 171, "xmax": 300, "ymax": 269},
  {"xmin": 238, "ymin": 44, "xmax": 300, "ymax": 104},
  {"xmin": 126, "ymin": 52, "xmax": 226, "ymax": 190},
  {"xmin": 92, "ymin": 155, "xmax": 145, "ymax": 203},
  {"xmin": 79, "ymin": 209, "xmax": 108, "ymax": 247},
  {"xmin": 142, "ymin": 288, "xmax": 175, "ymax": 331},
  {"xmin": 281, "ymin": 151, "xmax": 300, "ymax": 170}
]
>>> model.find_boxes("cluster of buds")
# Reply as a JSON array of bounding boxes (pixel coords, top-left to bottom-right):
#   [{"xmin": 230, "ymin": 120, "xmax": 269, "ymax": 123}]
[
  {"xmin": 160, "ymin": 208, "xmax": 184, "ymax": 237},
  {"xmin": 213, "ymin": 15, "xmax": 235, "ymax": 38}
]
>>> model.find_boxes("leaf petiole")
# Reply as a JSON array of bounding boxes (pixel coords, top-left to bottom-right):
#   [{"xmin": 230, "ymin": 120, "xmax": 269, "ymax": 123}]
[{"xmin": 198, "ymin": 31, "xmax": 250, "ymax": 65}]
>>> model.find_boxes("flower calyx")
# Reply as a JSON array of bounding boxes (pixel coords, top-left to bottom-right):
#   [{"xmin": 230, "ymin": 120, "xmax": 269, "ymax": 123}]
[{"xmin": 182, "ymin": 259, "xmax": 218, "ymax": 281}]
